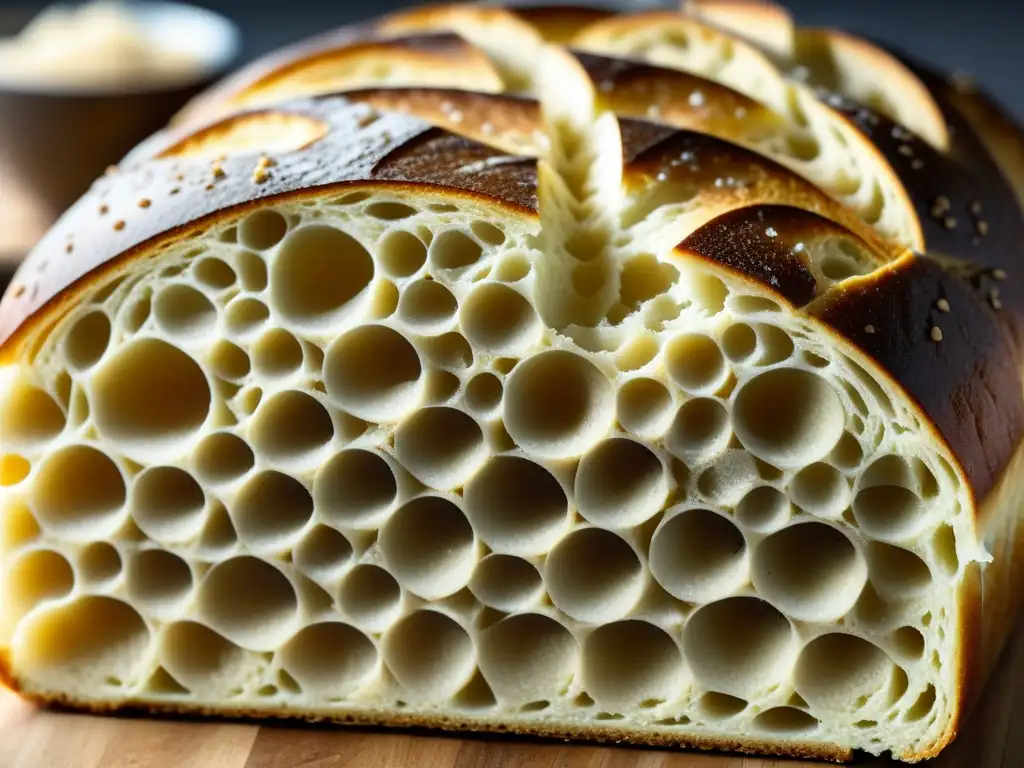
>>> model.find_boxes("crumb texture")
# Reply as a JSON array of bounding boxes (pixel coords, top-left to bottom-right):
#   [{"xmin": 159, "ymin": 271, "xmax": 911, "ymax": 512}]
[{"xmin": 0, "ymin": 1, "xmax": 1015, "ymax": 765}]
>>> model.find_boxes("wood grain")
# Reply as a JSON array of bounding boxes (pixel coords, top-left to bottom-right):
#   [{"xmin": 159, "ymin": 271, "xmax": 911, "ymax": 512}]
[{"xmin": 2, "ymin": 617, "xmax": 1022, "ymax": 768}]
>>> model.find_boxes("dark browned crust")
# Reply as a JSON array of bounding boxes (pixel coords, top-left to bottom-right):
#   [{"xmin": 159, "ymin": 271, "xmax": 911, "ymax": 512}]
[
  {"xmin": 681, "ymin": 204, "xmax": 871, "ymax": 306},
  {"xmin": 510, "ymin": 5, "xmax": 615, "ymax": 43},
  {"xmin": 0, "ymin": 97, "xmax": 537, "ymax": 354},
  {"xmin": 0, "ymin": 679, "xmax": 852, "ymax": 763}
]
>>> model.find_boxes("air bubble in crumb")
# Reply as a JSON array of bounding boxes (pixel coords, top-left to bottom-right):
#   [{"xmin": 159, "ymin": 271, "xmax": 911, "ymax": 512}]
[
  {"xmin": 233, "ymin": 471, "xmax": 313, "ymax": 553},
  {"xmin": 460, "ymin": 283, "xmax": 541, "ymax": 356},
  {"xmin": 192, "ymin": 432, "xmax": 254, "ymax": 485},
  {"xmin": 279, "ymin": 623, "xmax": 377, "ymax": 698},
  {"xmin": 733, "ymin": 368, "xmax": 843, "ymax": 468},
  {"xmin": 794, "ymin": 633, "xmax": 895, "ymax": 711},
  {"xmin": 503, "ymin": 350, "xmax": 614, "ymax": 459},
  {"xmin": 92, "ymin": 339, "xmax": 211, "ymax": 457},
  {"xmin": 63, "ymin": 311, "xmax": 111, "ymax": 371},
  {"xmin": 575, "ymin": 438, "xmax": 668, "ymax": 527},
  {"xmin": 683, "ymin": 596, "xmax": 796, "ymax": 697},
  {"xmin": 545, "ymin": 527, "xmax": 643, "ymax": 623},
  {"xmin": 464, "ymin": 455, "xmax": 568, "ymax": 556},
  {"xmin": 131, "ymin": 465, "xmax": 206, "ymax": 543},
  {"xmin": 324, "ymin": 325, "xmax": 423, "ymax": 423},
  {"xmin": 666, "ymin": 397, "xmax": 731, "ymax": 464},
  {"xmin": 666, "ymin": 333, "xmax": 728, "ymax": 394},
  {"xmin": 339, "ymin": 564, "xmax": 402, "ymax": 633},
  {"xmin": 379, "ymin": 231, "xmax": 427, "ymax": 277},
  {"xmin": 617, "ymin": 377, "xmax": 673, "ymax": 438},
  {"xmin": 33, "ymin": 445, "xmax": 126, "ymax": 538},
  {"xmin": 197, "ymin": 556, "xmax": 298, "ymax": 649},
  {"xmin": 382, "ymin": 610, "xmax": 475, "ymax": 700},
  {"xmin": 249, "ymin": 390, "xmax": 334, "ymax": 463},
  {"xmin": 314, "ymin": 449, "xmax": 397, "ymax": 529},
  {"xmin": 752, "ymin": 522, "xmax": 867, "ymax": 622},
  {"xmin": 394, "ymin": 407, "xmax": 487, "ymax": 490},
  {"xmin": 469, "ymin": 554, "xmax": 543, "ymax": 612},
  {"xmin": 379, "ymin": 496, "xmax": 477, "ymax": 599},
  {"xmin": 650, "ymin": 507, "xmax": 747, "ymax": 602},
  {"xmin": 154, "ymin": 284, "xmax": 217, "ymax": 338},
  {"xmin": 583, "ymin": 621, "xmax": 684, "ymax": 710},
  {"xmin": 271, "ymin": 225, "xmax": 374, "ymax": 329},
  {"xmin": 479, "ymin": 614, "xmax": 577, "ymax": 705}
]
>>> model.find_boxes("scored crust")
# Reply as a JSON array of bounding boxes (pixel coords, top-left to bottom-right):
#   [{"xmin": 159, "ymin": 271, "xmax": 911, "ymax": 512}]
[{"xmin": 0, "ymin": 3, "xmax": 1022, "ymax": 765}]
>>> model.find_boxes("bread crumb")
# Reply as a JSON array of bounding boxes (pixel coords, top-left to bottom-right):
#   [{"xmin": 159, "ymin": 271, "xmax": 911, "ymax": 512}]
[
  {"xmin": 138, "ymin": 198, "xmax": 151, "ymax": 209},
  {"xmin": 993, "ymin": 268, "xmax": 1007, "ymax": 280},
  {"xmin": 930, "ymin": 326, "xmax": 943, "ymax": 342},
  {"xmin": 864, "ymin": 324, "xmax": 876, "ymax": 334},
  {"xmin": 943, "ymin": 216, "xmax": 957, "ymax": 230},
  {"xmin": 113, "ymin": 220, "xmax": 125, "ymax": 231},
  {"xmin": 212, "ymin": 162, "xmax": 225, "ymax": 179},
  {"xmin": 936, "ymin": 298, "xmax": 950, "ymax": 313},
  {"xmin": 990, "ymin": 289, "xmax": 1003, "ymax": 310}
]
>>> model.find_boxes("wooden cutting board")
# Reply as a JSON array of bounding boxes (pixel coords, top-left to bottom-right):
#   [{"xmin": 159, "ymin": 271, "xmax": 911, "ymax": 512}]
[{"xmin": 2, "ymin": 617, "xmax": 1022, "ymax": 768}]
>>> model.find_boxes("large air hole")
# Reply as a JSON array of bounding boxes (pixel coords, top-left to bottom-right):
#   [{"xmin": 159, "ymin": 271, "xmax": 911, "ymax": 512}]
[
  {"xmin": 198, "ymin": 556, "xmax": 299, "ymax": 649},
  {"xmin": 379, "ymin": 495, "xmax": 477, "ymax": 599},
  {"xmin": 794, "ymin": 633, "xmax": 896, "ymax": 711},
  {"xmin": 464, "ymin": 455, "xmax": 569, "ymax": 555},
  {"xmin": 504, "ymin": 350, "xmax": 614, "ymax": 459},
  {"xmin": 192, "ymin": 431, "xmax": 254, "ymax": 485},
  {"xmin": 421, "ymin": 331, "xmax": 473, "ymax": 370},
  {"xmin": 666, "ymin": 397, "xmax": 731, "ymax": 464},
  {"xmin": 249, "ymin": 390, "xmax": 334, "ymax": 463},
  {"xmin": 225, "ymin": 297, "xmax": 270, "ymax": 337},
  {"xmin": 194, "ymin": 256, "xmax": 236, "ymax": 290},
  {"xmin": 294, "ymin": 525, "xmax": 353, "ymax": 581},
  {"xmin": 154, "ymin": 284, "xmax": 217, "ymax": 338},
  {"xmin": 280, "ymin": 622, "xmax": 378, "ymax": 698},
  {"xmin": 854, "ymin": 456, "xmax": 928, "ymax": 541},
  {"xmin": 324, "ymin": 325, "xmax": 423, "ymax": 423},
  {"xmin": 379, "ymin": 231, "xmax": 427, "ymax": 277},
  {"xmin": 92, "ymin": 338, "xmax": 211, "ymax": 456},
  {"xmin": 208, "ymin": 340, "xmax": 250, "ymax": 381},
  {"xmin": 398, "ymin": 279, "xmax": 458, "ymax": 334},
  {"xmin": 339, "ymin": 564, "xmax": 402, "ymax": 633},
  {"xmin": 790, "ymin": 463, "xmax": 850, "ymax": 519},
  {"xmin": 469, "ymin": 554, "xmax": 543, "ymax": 612},
  {"xmin": 733, "ymin": 368, "xmax": 843, "ymax": 468},
  {"xmin": 752, "ymin": 522, "xmax": 867, "ymax": 622},
  {"xmin": 233, "ymin": 471, "xmax": 313, "ymax": 553},
  {"xmin": 754, "ymin": 324, "xmax": 795, "ymax": 365},
  {"xmin": 313, "ymin": 449, "xmax": 398, "ymax": 529},
  {"xmin": 33, "ymin": 445, "xmax": 126, "ymax": 538},
  {"xmin": 479, "ymin": 614, "xmax": 577, "ymax": 705},
  {"xmin": 0, "ymin": 381, "xmax": 65, "ymax": 449},
  {"xmin": 617, "ymin": 377, "xmax": 673, "ymax": 438},
  {"xmin": 430, "ymin": 230, "xmax": 482, "ymax": 270},
  {"xmin": 270, "ymin": 225, "xmax": 374, "ymax": 329},
  {"xmin": 583, "ymin": 621, "xmax": 684, "ymax": 710},
  {"xmin": 665, "ymin": 333, "xmax": 728, "ymax": 394},
  {"xmin": 700, "ymin": 692, "xmax": 747, "ymax": 719},
  {"xmin": 131, "ymin": 465, "xmax": 206, "ymax": 543},
  {"xmin": 394, "ymin": 407, "xmax": 486, "ymax": 490},
  {"xmin": 721, "ymin": 323, "xmax": 756, "ymax": 362},
  {"xmin": 3, "ymin": 549, "xmax": 74, "ymax": 630},
  {"xmin": 237, "ymin": 251, "xmax": 268, "ymax": 292},
  {"xmin": 365, "ymin": 201, "xmax": 417, "ymax": 221},
  {"xmin": 382, "ymin": 610, "xmax": 476, "ymax": 701},
  {"xmin": 866, "ymin": 542, "xmax": 933, "ymax": 600},
  {"xmin": 650, "ymin": 508, "xmax": 748, "ymax": 603},
  {"xmin": 160, "ymin": 621, "xmax": 261, "ymax": 697},
  {"xmin": 126, "ymin": 550, "xmax": 193, "ymax": 618},
  {"xmin": 736, "ymin": 486, "xmax": 791, "ymax": 533},
  {"xmin": 252, "ymin": 329, "xmax": 303, "ymax": 378},
  {"xmin": 460, "ymin": 283, "xmax": 541, "ymax": 356},
  {"xmin": 545, "ymin": 527, "xmax": 643, "ymax": 623},
  {"xmin": 576, "ymin": 438, "xmax": 667, "ymax": 527},
  {"xmin": 239, "ymin": 209, "xmax": 288, "ymax": 250},
  {"xmin": 63, "ymin": 310, "xmax": 111, "ymax": 371},
  {"xmin": 753, "ymin": 707, "xmax": 819, "ymax": 733},
  {"xmin": 77, "ymin": 542, "xmax": 121, "ymax": 587},
  {"xmin": 683, "ymin": 596, "xmax": 796, "ymax": 697}
]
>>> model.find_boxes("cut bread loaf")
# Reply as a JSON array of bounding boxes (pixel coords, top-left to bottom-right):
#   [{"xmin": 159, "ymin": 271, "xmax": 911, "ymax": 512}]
[{"xmin": 1, "ymin": 1, "xmax": 1023, "ymax": 763}]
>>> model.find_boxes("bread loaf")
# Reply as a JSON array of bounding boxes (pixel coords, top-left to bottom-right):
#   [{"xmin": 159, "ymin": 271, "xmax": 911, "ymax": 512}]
[{"xmin": 2, "ymin": 1, "xmax": 1023, "ymax": 762}]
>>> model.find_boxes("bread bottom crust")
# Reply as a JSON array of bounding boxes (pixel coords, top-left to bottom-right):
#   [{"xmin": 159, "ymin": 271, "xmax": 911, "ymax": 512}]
[{"xmin": 0, "ymin": 679, "xmax": 854, "ymax": 763}]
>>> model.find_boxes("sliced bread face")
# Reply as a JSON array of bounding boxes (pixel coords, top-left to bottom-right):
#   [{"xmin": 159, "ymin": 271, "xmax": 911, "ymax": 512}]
[{"xmin": 1, "ymin": 3, "xmax": 1023, "ymax": 765}]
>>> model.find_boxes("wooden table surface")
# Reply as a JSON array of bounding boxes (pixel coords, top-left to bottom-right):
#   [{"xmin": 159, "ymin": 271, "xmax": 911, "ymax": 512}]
[{"xmin": 2, "ymin": 617, "xmax": 1022, "ymax": 768}]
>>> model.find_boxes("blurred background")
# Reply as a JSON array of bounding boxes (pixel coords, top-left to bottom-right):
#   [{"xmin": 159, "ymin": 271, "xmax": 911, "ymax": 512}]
[{"xmin": 0, "ymin": 0, "xmax": 1020, "ymax": 281}]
